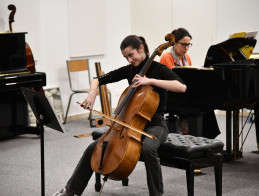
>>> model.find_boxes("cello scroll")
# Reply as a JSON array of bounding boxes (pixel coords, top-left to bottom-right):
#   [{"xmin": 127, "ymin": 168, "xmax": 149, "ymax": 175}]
[{"xmin": 156, "ymin": 33, "xmax": 175, "ymax": 56}]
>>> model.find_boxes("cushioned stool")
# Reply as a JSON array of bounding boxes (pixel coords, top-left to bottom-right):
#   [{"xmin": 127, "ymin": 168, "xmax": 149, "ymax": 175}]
[{"xmin": 92, "ymin": 131, "xmax": 224, "ymax": 196}]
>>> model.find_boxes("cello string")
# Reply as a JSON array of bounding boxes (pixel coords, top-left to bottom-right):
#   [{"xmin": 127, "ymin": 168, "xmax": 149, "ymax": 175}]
[{"xmin": 113, "ymin": 84, "xmax": 137, "ymax": 115}]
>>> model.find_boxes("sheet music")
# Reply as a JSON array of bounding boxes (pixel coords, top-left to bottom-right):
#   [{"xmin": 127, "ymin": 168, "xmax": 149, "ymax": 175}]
[
  {"xmin": 229, "ymin": 30, "xmax": 258, "ymax": 39},
  {"xmin": 245, "ymin": 31, "xmax": 258, "ymax": 39}
]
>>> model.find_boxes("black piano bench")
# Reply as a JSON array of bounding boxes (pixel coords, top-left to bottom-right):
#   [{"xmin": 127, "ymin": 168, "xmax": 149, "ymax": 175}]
[{"xmin": 91, "ymin": 131, "xmax": 224, "ymax": 196}]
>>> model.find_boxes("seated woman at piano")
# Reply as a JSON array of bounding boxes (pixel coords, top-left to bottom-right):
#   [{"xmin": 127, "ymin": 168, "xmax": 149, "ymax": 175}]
[
  {"xmin": 159, "ymin": 28, "xmax": 220, "ymax": 139},
  {"xmin": 160, "ymin": 28, "xmax": 192, "ymax": 135},
  {"xmin": 160, "ymin": 27, "xmax": 192, "ymax": 69}
]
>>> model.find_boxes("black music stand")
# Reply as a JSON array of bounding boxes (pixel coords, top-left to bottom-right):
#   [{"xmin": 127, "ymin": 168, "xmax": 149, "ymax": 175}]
[{"xmin": 21, "ymin": 87, "xmax": 66, "ymax": 196}]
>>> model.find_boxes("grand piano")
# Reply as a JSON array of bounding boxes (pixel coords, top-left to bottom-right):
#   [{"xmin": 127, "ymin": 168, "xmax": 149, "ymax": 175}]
[
  {"xmin": 0, "ymin": 32, "xmax": 46, "ymax": 140},
  {"xmin": 166, "ymin": 36, "xmax": 259, "ymax": 160}
]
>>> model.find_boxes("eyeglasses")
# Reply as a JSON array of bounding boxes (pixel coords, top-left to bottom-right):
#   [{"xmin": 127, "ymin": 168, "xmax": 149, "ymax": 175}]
[{"xmin": 178, "ymin": 42, "xmax": 192, "ymax": 48}]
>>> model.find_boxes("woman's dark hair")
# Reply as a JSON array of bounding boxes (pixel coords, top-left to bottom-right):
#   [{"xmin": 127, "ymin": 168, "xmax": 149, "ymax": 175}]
[
  {"xmin": 172, "ymin": 28, "xmax": 192, "ymax": 42},
  {"xmin": 120, "ymin": 35, "xmax": 149, "ymax": 56}
]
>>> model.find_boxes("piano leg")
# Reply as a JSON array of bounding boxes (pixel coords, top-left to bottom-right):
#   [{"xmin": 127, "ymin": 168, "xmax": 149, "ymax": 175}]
[
  {"xmin": 254, "ymin": 103, "xmax": 259, "ymax": 151},
  {"xmin": 226, "ymin": 110, "xmax": 232, "ymax": 156},
  {"xmin": 233, "ymin": 110, "xmax": 242, "ymax": 159},
  {"xmin": 224, "ymin": 110, "xmax": 243, "ymax": 161}
]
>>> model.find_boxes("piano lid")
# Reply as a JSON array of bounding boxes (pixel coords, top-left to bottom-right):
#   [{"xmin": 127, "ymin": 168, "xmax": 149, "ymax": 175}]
[{"xmin": 204, "ymin": 37, "xmax": 257, "ymax": 67}]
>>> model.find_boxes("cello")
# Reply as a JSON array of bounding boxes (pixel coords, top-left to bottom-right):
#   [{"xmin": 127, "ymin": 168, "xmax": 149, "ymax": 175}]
[{"xmin": 89, "ymin": 33, "xmax": 175, "ymax": 183}]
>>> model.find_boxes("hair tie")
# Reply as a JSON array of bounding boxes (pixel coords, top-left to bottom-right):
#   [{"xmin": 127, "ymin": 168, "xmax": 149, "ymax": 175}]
[{"xmin": 135, "ymin": 36, "xmax": 143, "ymax": 44}]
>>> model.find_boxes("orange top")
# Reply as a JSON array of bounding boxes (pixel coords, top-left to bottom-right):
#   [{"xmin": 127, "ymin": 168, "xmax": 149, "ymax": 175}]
[{"xmin": 159, "ymin": 52, "xmax": 192, "ymax": 69}]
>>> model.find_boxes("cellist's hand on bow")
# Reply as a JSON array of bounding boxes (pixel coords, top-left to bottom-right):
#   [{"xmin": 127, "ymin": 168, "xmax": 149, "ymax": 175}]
[
  {"xmin": 80, "ymin": 78, "xmax": 99, "ymax": 110},
  {"xmin": 132, "ymin": 74, "xmax": 151, "ymax": 88},
  {"xmin": 80, "ymin": 90, "xmax": 97, "ymax": 110}
]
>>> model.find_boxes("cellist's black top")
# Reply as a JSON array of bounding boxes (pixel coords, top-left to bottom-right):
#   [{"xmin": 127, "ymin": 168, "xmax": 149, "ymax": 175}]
[{"xmin": 98, "ymin": 56, "xmax": 185, "ymax": 115}]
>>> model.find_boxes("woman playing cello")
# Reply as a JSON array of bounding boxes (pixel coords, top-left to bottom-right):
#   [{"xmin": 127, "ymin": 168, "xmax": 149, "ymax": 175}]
[{"xmin": 53, "ymin": 35, "xmax": 186, "ymax": 196}]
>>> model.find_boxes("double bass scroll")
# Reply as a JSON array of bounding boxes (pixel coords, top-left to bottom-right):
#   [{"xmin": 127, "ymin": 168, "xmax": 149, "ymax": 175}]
[{"xmin": 8, "ymin": 4, "xmax": 16, "ymax": 33}]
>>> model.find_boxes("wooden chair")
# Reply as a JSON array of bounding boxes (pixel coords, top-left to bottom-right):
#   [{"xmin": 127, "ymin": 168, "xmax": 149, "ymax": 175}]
[{"xmin": 63, "ymin": 59, "xmax": 93, "ymax": 124}]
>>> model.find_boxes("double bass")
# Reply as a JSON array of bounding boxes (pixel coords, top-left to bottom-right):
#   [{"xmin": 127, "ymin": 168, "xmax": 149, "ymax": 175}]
[
  {"xmin": 89, "ymin": 34, "xmax": 175, "ymax": 182},
  {"xmin": 8, "ymin": 4, "xmax": 44, "ymax": 93},
  {"xmin": 8, "ymin": 4, "xmax": 35, "ymax": 72}
]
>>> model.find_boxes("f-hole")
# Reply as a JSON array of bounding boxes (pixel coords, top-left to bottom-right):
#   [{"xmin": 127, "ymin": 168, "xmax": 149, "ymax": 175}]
[{"xmin": 119, "ymin": 126, "xmax": 125, "ymax": 139}]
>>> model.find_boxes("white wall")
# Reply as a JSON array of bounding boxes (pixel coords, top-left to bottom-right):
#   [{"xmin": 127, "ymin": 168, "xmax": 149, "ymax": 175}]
[
  {"xmin": 1, "ymin": 0, "xmax": 259, "ymax": 118},
  {"xmin": 217, "ymin": 0, "xmax": 259, "ymax": 53},
  {"xmin": 131, "ymin": 0, "xmax": 173, "ymax": 58},
  {"xmin": 131, "ymin": 0, "xmax": 259, "ymax": 65},
  {"xmin": 131, "ymin": 0, "xmax": 216, "ymax": 66},
  {"xmin": 68, "ymin": 0, "xmax": 106, "ymax": 57}
]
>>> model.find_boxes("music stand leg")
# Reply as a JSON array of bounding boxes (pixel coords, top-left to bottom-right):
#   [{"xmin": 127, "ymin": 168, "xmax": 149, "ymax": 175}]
[
  {"xmin": 38, "ymin": 119, "xmax": 45, "ymax": 196},
  {"xmin": 21, "ymin": 87, "xmax": 66, "ymax": 196},
  {"xmin": 254, "ymin": 104, "xmax": 259, "ymax": 151}
]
